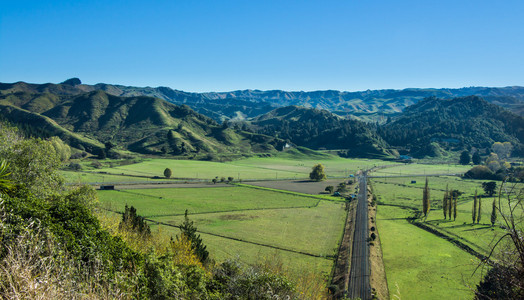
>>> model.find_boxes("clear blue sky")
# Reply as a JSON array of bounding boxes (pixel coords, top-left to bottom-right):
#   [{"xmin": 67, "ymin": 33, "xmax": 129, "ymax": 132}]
[{"xmin": 1, "ymin": 0, "xmax": 523, "ymax": 92}]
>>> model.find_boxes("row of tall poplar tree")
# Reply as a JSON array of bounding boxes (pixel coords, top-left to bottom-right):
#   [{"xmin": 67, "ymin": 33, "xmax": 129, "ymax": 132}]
[{"xmin": 422, "ymin": 179, "xmax": 498, "ymax": 226}]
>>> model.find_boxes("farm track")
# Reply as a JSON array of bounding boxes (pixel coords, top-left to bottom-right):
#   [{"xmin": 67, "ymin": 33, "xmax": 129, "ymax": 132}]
[{"xmin": 369, "ymin": 172, "xmax": 464, "ymax": 178}]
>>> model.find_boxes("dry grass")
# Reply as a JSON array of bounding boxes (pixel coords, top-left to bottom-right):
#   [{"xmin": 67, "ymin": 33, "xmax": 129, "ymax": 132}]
[
  {"xmin": 257, "ymin": 253, "xmax": 329, "ymax": 299},
  {"xmin": 0, "ymin": 222, "xmax": 132, "ymax": 299}
]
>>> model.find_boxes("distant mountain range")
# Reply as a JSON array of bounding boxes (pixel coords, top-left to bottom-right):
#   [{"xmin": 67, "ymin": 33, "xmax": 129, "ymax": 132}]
[
  {"xmin": 1, "ymin": 79, "xmax": 523, "ymax": 122},
  {"xmin": 1, "ymin": 79, "xmax": 523, "ymax": 158}
]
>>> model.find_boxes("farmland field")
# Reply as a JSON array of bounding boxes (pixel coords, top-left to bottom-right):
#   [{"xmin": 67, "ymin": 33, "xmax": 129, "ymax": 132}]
[
  {"xmin": 62, "ymin": 170, "xmax": 159, "ymax": 184},
  {"xmin": 92, "ymin": 155, "xmax": 393, "ymax": 181},
  {"xmin": 372, "ymin": 163, "xmax": 470, "ymax": 177},
  {"xmin": 97, "ymin": 184, "xmax": 348, "ymax": 275},
  {"xmin": 371, "ymin": 177, "xmax": 523, "ymax": 256},
  {"xmin": 377, "ymin": 205, "xmax": 483, "ymax": 300},
  {"xmin": 371, "ymin": 174, "xmax": 522, "ymax": 299}
]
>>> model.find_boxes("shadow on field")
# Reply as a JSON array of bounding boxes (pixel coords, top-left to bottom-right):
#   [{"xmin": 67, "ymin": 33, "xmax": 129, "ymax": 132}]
[{"xmin": 463, "ymin": 225, "xmax": 492, "ymax": 231}]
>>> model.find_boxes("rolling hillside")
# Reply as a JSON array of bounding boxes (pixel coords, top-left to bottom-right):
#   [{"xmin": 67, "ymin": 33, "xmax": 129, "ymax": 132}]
[
  {"xmin": 249, "ymin": 106, "xmax": 391, "ymax": 158},
  {"xmin": 1, "ymin": 80, "xmax": 523, "ymax": 122},
  {"xmin": 0, "ymin": 90, "xmax": 284, "ymax": 156},
  {"xmin": 380, "ymin": 96, "xmax": 524, "ymax": 157}
]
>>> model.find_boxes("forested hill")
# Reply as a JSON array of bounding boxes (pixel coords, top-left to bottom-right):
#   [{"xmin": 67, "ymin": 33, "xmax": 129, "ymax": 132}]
[
  {"xmin": 379, "ymin": 96, "xmax": 524, "ymax": 157},
  {"xmin": 250, "ymin": 106, "xmax": 391, "ymax": 158},
  {"xmin": 1, "ymin": 80, "xmax": 523, "ymax": 122},
  {"xmin": 0, "ymin": 90, "xmax": 285, "ymax": 156}
]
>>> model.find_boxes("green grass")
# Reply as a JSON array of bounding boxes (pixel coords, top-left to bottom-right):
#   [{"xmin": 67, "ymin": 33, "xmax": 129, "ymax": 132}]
[
  {"xmin": 98, "ymin": 185, "xmax": 346, "ymax": 275},
  {"xmin": 93, "ymin": 156, "xmax": 394, "ymax": 180},
  {"xmin": 372, "ymin": 163, "xmax": 471, "ymax": 177},
  {"xmin": 371, "ymin": 177, "xmax": 523, "ymax": 257},
  {"xmin": 97, "ymin": 186, "xmax": 319, "ymax": 217},
  {"xmin": 151, "ymin": 225, "xmax": 334, "ymax": 275},
  {"xmin": 371, "ymin": 171, "xmax": 523, "ymax": 299},
  {"xmin": 62, "ymin": 171, "xmax": 158, "ymax": 183},
  {"xmin": 233, "ymin": 183, "xmax": 343, "ymax": 202},
  {"xmin": 377, "ymin": 205, "xmax": 483, "ymax": 300},
  {"xmin": 151, "ymin": 200, "xmax": 346, "ymax": 257}
]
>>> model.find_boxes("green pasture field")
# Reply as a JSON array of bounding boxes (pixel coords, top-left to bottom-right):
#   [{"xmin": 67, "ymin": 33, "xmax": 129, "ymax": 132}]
[
  {"xmin": 97, "ymin": 186, "xmax": 319, "ymax": 217},
  {"xmin": 151, "ymin": 200, "xmax": 346, "ymax": 257},
  {"xmin": 371, "ymin": 178, "xmax": 523, "ymax": 256},
  {"xmin": 371, "ymin": 176, "xmax": 500, "ymax": 210},
  {"xmin": 93, "ymin": 156, "xmax": 394, "ymax": 180},
  {"xmin": 372, "ymin": 163, "xmax": 470, "ymax": 177},
  {"xmin": 377, "ymin": 205, "xmax": 483, "ymax": 300},
  {"xmin": 371, "ymin": 171, "xmax": 522, "ymax": 298},
  {"xmin": 151, "ymin": 226, "xmax": 334, "ymax": 275},
  {"xmin": 97, "ymin": 185, "xmax": 347, "ymax": 275},
  {"xmin": 62, "ymin": 171, "xmax": 158, "ymax": 183}
]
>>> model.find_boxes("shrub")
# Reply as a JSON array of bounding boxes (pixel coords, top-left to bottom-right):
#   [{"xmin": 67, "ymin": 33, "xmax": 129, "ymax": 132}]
[
  {"xmin": 164, "ymin": 168, "xmax": 172, "ymax": 178},
  {"xmin": 309, "ymin": 164, "xmax": 326, "ymax": 181}
]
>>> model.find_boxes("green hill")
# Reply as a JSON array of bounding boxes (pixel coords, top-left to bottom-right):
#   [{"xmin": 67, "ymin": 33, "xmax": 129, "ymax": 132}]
[
  {"xmin": 380, "ymin": 96, "xmax": 524, "ymax": 157},
  {"xmin": 3, "ymin": 80, "xmax": 523, "ymax": 122},
  {"xmin": 250, "ymin": 106, "xmax": 391, "ymax": 158},
  {"xmin": 0, "ymin": 90, "xmax": 284, "ymax": 157}
]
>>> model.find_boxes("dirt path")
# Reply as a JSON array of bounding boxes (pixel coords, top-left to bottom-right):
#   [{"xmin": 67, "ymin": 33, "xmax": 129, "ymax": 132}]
[{"xmin": 245, "ymin": 178, "xmax": 349, "ymax": 195}]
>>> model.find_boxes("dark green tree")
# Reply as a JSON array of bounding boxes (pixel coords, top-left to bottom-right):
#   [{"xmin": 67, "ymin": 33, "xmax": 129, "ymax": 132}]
[
  {"xmin": 453, "ymin": 194, "xmax": 457, "ymax": 221},
  {"xmin": 477, "ymin": 196, "xmax": 482, "ymax": 224},
  {"xmin": 325, "ymin": 185, "xmax": 334, "ymax": 194},
  {"xmin": 448, "ymin": 193, "xmax": 453, "ymax": 220},
  {"xmin": 443, "ymin": 184, "xmax": 448, "ymax": 219},
  {"xmin": 472, "ymin": 151, "xmax": 482, "ymax": 165},
  {"xmin": 482, "ymin": 181, "xmax": 497, "ymax": 197},
  {"xmin": 423, "ymin": 178, "xmax": 430, "ymax": 218},
  {"xmin": 164, "ymin": 168, "xmax": 172, "ymax": 178},
  {"xmin": 473, "ymin": 190, "xmax": 478, "ymax": 224},
  {"xmin": 179, "ymin": 209, "xmax": 209, "ymax": 263},
  {"xmin": 120, "ymin": 205, "xmax": 151, "ymax": 236},
  {"xmin": 104, "ymin": 141, "xmax": 115, "ymax": 151},
  {"xmin": 490, "ymin": 199, "xmax": 497, "ymax": 226},
  {"xmin": 309, "ymin": 164, "xmax": 326, "ymax": 181},
  {"xmin": 96, "ymin": 148, "xmax": 107, "ymax": 159},
  {"xmin": 460, "ymin": 150, "xmax": 471, "ymax": 165},
  {"xmin": 336, "ymin": 182, "xmax": 348, "ymax": 193}
]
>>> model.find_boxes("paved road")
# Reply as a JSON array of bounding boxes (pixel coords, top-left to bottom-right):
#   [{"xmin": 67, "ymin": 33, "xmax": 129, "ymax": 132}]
[{"xmin": 348, "ymin": 172, "xmax": 371, "ymax": 300}]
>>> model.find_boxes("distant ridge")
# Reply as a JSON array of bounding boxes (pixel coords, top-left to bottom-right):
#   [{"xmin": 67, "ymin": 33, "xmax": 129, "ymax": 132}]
[
  {"xmin": 1, "ymin": 80, "xmax": 523, "ymax": 158},
  {"xmin": 1, "ymin": 80, "xmax": 523, "ymax": 122}
]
